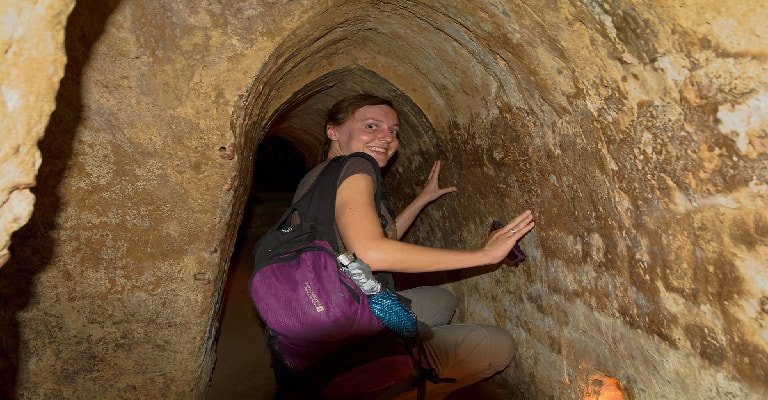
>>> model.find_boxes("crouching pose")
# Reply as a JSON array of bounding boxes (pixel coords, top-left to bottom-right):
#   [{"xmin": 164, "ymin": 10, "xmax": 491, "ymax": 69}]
[{"xmin": 290, "ymin": 94, "xmax": 535, "ymax": 399}]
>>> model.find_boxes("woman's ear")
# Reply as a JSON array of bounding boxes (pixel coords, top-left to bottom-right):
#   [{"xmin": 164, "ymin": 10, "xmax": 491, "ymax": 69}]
[{"xmin": 326, "ymin": 123, "xmax": 338, "ymax": 140}]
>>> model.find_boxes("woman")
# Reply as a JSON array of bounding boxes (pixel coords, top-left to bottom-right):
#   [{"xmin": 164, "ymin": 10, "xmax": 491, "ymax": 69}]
[{"xmin": 293, "ymin": 94, "xmax": 534, "ymax": 399}]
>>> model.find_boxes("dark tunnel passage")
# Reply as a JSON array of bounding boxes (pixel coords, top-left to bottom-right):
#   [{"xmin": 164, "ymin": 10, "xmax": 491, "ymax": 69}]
[
  {"xmin": 250, "ymin": 136, "xmax": 307, "ymax": 194},
  {"xmin": 209, "ymin": 66, "xmax": 454, "ymax": 396},
  {"xmin": 248, "ymin": 66, "xmax": 442, "ymax": 170},
  {"xmin": 215, "ymin": 3, "xmax": 768, "ymax": 398},
  {"xmin": 3, "ymin": 2, "xmax": 766, "ymax": 399},
  {"xmin": 210, "ymin": 70, "xmax": 518, "ymax": 397}
]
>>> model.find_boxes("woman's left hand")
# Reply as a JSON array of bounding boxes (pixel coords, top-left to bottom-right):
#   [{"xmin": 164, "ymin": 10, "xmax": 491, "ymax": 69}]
[
  {"xmin": 395, "ymin": 160, "xmax": 457, "ymax": 239},
  {"xmin": 418, "ymin": 161, "xmax": 457, "ymax": 203}
]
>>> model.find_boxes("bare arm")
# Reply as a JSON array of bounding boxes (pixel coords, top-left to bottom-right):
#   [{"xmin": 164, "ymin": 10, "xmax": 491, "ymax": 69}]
[
  {"xmin": 336, "ymin": 173, "xmax": 534, "ymax": 273},
  {"xmin": 394, "ymin": 161, "xmax": 457, "ymax": 239}
]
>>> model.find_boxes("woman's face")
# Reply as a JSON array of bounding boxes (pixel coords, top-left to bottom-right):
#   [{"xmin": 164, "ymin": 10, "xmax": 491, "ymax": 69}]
[{"xmin": 326, "ymin": 105, "xmax": 400, "ymax": 167}]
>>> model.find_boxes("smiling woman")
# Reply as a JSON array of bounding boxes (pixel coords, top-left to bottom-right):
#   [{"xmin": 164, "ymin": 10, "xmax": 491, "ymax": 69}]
[
  {"xmin": 274, "ymin": 93, "xmax": 534, "ymax": 399},
  {"xmin": 325, "ymin": 95, "xmax": 400, "ymax": 167},
  {"xmin": 4, "ymin": 0, "xmax": 766, "ymax": 398}
]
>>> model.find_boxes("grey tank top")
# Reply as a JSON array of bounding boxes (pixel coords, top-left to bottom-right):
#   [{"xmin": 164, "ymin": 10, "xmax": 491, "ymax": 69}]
[{"xmin": 292, "ymin": 156, "xmax": 397, "ymax": 291}]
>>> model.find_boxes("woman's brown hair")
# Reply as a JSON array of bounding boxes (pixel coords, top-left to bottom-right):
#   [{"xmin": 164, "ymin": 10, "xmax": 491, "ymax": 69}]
[
  {"xmin": 325, "ymin": 94, "xmax": 395, "ymax": 127},
  {"xmin": 323, "ymin": 94, "xmax": 396, "ymax": 158}
]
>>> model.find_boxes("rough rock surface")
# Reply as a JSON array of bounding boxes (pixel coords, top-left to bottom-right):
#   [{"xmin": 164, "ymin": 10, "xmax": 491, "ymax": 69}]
[
  {"xmin": 0, "ymin": 0, "xmax": 73, "ymax": 268},
  {"xmin": 1, "ymin": 1, "xmax": 766, "ymax": 399}
]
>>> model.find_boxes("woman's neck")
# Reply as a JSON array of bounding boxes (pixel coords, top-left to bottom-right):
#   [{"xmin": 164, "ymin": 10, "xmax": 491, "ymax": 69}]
[{"xmin": 326, "ymin": 143, "xmax": 344, "ymax": 160}]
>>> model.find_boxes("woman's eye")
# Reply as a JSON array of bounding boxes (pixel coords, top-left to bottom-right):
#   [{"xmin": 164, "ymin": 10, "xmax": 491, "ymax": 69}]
[
  {"xmin": 365, "ymin": 123, "xmax": 377, "ymax": 129},
  {"xmin": 390, "ymin": 130, "xmax": 399, "ymax": 136}
]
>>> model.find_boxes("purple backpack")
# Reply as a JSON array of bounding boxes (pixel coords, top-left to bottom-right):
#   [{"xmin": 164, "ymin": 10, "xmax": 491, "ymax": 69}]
[
  {"xmin": 250, "ymin": 238, "xmax": 384, "ymax": 370},
  {"xmin": 249, "ymin": 153, "xmax": 416, "ymax": 398}
]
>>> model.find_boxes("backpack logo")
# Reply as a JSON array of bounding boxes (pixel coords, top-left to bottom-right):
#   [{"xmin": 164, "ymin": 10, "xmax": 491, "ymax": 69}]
[{"xmin": 304, "ymin": 281, "xmax": 325, "ymax": 312}]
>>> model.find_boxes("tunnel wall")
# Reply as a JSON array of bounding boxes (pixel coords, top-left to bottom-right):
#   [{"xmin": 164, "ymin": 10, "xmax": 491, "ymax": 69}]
[
  {"xmin": 377, "ymin": 2, "xmax": 768, "ymax": 399},
  {"xmin": 0, "ymin": 0, "xmax": 73, "ymax": 268},
  {"xmin": 0, "ymin": 0, "xmax": 74, "ymax": 391},
  {"xmin": 1, "ymin": 0, "xmax": 766, "ymax": 399}
]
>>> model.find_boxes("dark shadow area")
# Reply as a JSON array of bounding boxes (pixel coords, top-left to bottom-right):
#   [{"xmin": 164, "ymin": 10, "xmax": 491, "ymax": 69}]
[
  {"xmin": 207, "ymin": 138, "xmax": 306, "ymax": 399},
  {"xmin": 394, "ymin": 264, "xmax": 506, "ymax": 292},
  {"xmin": 240, "ymin": 135, "xmax": 307, "ymax": 250},
  {"xmin": 0, "ymin": 1, "xmax": 122, "ymax": 398},
  {"xmin": 250, "ymin": 136, "xmax": 307, "ymax": 195}
]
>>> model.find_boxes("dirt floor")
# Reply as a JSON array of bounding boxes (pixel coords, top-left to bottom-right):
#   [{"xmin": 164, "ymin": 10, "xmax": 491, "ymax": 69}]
[{"xmin": 206, "ymin": 192, "xmax": 517, "ymax": 399}]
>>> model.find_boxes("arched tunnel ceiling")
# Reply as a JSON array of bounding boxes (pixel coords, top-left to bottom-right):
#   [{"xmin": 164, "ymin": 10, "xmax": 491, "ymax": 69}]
[
  {"xmin": 226, "ymin": 4, "xmax": 768, "ymax": 395},
  {"xmin": 5, "ymin": 0, "xmax": 768, "ymax": 399},
  {"xmin": 264, "ymin": 67, "xmax": 438, "ymax": 168},
  {"xmin": 233, "ymin": 0, "xmax": 620, "ymax": 243},
  {"xmin": 238, "ymin": 0, "xmax": 557, "ymax": 153}
]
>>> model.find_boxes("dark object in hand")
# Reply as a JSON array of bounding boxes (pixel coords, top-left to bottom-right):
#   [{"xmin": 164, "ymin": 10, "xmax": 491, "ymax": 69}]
[{"xmin": 490, "ymin": 219, "xmax": 527, "ymax": 266}]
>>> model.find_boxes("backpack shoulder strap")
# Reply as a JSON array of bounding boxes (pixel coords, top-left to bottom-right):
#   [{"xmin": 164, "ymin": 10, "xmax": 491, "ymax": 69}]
[
  {"xmin": 293, "ymin": 156, "xmax": 346, "ymax": 230},
  {"xmin": 252, "ymin": 152, "xmax": 386, "ymax": 261},
  {"xmin": 297, "ymin": 152, "xmax": 386, "ymax": 237}
]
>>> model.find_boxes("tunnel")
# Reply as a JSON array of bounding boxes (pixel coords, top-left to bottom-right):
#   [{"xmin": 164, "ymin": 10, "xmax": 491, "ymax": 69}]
[{"xmin": 1, "ymin": 0, "xmax": 767, "ymax": 399}]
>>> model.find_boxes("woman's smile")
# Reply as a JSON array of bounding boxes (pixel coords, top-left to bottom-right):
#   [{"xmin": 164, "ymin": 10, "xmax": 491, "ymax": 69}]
[{"xmin": 326, "ymin": 104, "xmax": 400, "ymax": 167}]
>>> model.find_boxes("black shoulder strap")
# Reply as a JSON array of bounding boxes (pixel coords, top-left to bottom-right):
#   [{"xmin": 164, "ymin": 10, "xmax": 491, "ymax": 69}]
[
  {"xmin": 294, "ymin": 151, "xmax": 384, "ymax": 226},
  {"xmin": 255, "ymin": 152, "xmax": 386, "ymax": 259}
]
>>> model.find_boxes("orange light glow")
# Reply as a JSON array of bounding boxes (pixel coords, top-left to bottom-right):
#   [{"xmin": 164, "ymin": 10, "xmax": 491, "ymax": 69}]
[{"xmin": 584, "ymin": 372, "xmax": 624, "ymax": 400}]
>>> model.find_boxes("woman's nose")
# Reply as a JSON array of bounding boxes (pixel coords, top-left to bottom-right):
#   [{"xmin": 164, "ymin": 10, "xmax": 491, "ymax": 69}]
[{"xmin": 378, "ymin": 130, "xmax": 395, "ymax": 142}]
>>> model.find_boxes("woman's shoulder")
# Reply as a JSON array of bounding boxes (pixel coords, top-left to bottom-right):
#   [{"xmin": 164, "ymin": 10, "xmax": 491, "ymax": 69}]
[
  {"xmin": 339, "ymin": 154, "xmax": 378, "ymax": 180},
  {"xmin": 293, "ymin": 155, "xmax": 376, "ymax": 200}
]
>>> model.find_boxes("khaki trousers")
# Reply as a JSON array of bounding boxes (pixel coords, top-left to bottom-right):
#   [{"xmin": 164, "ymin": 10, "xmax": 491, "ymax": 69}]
[{"xmin": 395, "ymin": 286, "xmax": 514, "ymax": 400}]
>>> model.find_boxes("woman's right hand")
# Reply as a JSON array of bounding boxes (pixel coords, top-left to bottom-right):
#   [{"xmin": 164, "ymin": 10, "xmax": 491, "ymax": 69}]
[{"xmin": 480, "ymin": 210, "xmax": 535, "ymax": 264}]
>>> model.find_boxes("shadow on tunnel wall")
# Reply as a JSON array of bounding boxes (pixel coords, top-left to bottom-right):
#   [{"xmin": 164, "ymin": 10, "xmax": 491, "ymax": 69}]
[
  {"xmin": 394, "ymin": 263, "xmax": 504, "ymax": 291},
  {"xmin": 0, "ymin": 1, "xmax": 122, "ymax": 397}
]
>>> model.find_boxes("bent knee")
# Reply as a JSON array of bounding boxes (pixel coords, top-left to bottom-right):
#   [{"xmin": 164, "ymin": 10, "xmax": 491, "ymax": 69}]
[
  {"xmin": 399, "ymin": 286, "xmax": 458, "ymax": 326},
  {"xmin": 423, "ymin": 286, "xmax": 458, "ymax": 310},
  {"xmin": 478, "ymin": 324, "xmax": 514, "ymax": 370},
  {"xmin": 426, "ymin": 324, "xmax": 514, "ymax": 384}
]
